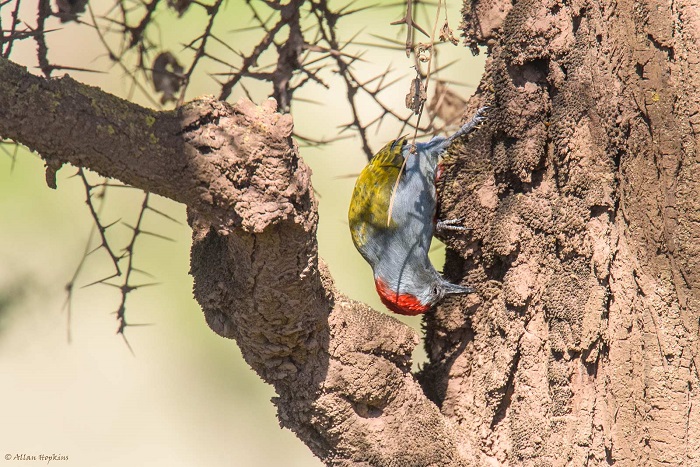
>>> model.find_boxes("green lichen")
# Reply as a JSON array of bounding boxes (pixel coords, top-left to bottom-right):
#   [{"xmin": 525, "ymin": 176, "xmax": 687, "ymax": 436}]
[
  {"xmin": 149, "ymin": 133, "xmax": 158, "ymax": 144},
  {"xmin": 107, "ymin": 125, "xmax": 115, "ymax": 135},
  {"xmin": 49, "ymin": 97, "xmax": 60, "ymax": 112},
  {"xmin": 145, "ymin": 115, "xmax": 156, "ymax": 127}
]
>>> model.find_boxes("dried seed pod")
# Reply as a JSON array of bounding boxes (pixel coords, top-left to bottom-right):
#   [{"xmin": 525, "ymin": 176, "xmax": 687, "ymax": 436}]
[
  {"xmin": 168, "ymin": 0, "xmax": 193, "ymax": 16},
  {"xmin": 152, "ymin": 52, "xmax": 184, "ymax": 105},
  {"xmin": 439, "ymin": 21, "xmax": 459, "ymax": 46},
  {"xmin": 55, "ymin": 0, "xmax": 88, "ymax": 23},
  {"xmin": 405, "ymin": 73, "xmax": 427, "ymax": 115}
]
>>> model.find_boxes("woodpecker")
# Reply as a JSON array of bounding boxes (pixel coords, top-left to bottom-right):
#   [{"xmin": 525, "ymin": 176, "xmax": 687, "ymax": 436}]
[{"xmin": 348, "ymin": 108, "xmax": 486, "ymax": 315}]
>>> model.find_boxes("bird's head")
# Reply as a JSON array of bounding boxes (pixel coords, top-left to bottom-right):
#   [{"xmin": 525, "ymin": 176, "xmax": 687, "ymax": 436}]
[{"xmin": 374, "ymin": 275, "xmax": 474, "ymax": 316}]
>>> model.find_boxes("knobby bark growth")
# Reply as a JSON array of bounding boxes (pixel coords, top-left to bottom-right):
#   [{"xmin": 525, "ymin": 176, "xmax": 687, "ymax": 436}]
[
  {"xmin": 1, "ymin": 0, "xmax": 699, "ymax": 465},
  {"xmin": 0, "ymin": 57, "xmax": 465, "ymax": 465}
]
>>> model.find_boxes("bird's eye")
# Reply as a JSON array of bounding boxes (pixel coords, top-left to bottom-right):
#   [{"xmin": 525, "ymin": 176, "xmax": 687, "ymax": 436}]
[{"xmin": 432, "ymin": 286, "xmax": 439, "ymax": 296}]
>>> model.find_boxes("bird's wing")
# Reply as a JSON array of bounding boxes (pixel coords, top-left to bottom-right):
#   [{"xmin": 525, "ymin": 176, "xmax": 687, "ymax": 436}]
[{"xmin": 348, "ymin": 136, "xmax": 408, "ymax": 244}]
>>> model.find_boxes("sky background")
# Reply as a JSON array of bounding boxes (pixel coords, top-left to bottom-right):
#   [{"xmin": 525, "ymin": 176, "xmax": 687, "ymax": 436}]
[{"xmin": 0, "ymin": 1, "xmax": 484, "ymax": 466}]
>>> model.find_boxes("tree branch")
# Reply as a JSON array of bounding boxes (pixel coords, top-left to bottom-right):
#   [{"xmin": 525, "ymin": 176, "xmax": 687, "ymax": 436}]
[{"xmin": 0, "ymin": 57, "xmax": 468, "ymax": 465}]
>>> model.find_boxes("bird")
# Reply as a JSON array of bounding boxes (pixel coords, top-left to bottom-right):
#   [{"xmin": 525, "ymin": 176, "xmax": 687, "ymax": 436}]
[{"xmin": 348, "ymin": 108, "xmax": 486, "ymax": 315}]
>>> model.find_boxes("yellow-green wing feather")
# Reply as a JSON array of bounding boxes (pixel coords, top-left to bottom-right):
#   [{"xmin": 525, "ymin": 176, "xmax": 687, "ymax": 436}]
[{"xmin": 348, "ymin": 136, "xmax": 407, "ymax": 248}]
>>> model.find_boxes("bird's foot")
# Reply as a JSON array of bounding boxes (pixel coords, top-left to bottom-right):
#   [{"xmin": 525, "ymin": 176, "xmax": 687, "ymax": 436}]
[
  {"xmin": 436, "ymin": 218, "xmax": 471, "ymax": 232},
  {"xmin": 445, "ymin": 107, "xmax": 489, "ymax": 144}
]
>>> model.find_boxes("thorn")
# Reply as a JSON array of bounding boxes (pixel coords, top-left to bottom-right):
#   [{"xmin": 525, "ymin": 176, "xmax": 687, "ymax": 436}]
[
  {"xmin": 138, "ymin": 229, "xmax": 176, "ymax": 242},
  {"xmin": 81, "ymin": 274, "xmax": 120, "ymax": 288},
  {"xmin": 130, "ymin": 267, "xmax": 155, "ymax": 278},
  {"xmin": 119, "ymin": 332, "xmax": 136, "ymax": 356},
  {"xmin": 101, "ymin": 218, "xmax": 121, "ymax": 230},
  {"xmin": 86, "ymin": 244, "xmax": 104, "ymax": 257},
  {"xmin": 130, "ymin": 282, "xmax": 161, "ymax": 290}
]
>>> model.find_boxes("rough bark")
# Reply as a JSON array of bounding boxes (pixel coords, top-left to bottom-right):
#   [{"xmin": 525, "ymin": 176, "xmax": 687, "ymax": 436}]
[
  {"xmin": 0, "ymin": 57, "xmax": 467, "ymax": 465},
  {"xmin": 420, "ymin": 0, "xmax": 700, "ymax": 465},
  {"xmin": 2, "ymin": 0, "xmax": 698, "ymax": 462}
]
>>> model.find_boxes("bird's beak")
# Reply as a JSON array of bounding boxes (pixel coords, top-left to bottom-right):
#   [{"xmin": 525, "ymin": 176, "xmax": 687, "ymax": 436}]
[{"xmin": 442, "ymin": 281, "xmax": 475, "ymax": 295}]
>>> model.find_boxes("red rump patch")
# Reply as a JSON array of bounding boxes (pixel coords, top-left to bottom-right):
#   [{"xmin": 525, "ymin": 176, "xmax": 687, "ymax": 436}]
[
  {"xmin": 436, "ymin": 162, "xmax": 444, "ymax": 184},
  {"xmin": 374, "ymin": 277, "xmax": 430, "ymax": 316}
]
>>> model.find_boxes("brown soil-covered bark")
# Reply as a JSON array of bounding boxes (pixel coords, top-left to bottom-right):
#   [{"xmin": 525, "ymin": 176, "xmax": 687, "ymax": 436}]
[
  {"xmin": 420, "ymin": 0, "xmax": 700, "ymax": 464},
  {"xmin": 0, "ymin": 57, "xmax": 467, "ymax": 466},
  {"xmin": 1, "ymin": 0, "xmax": 698, "ymax": 464}
]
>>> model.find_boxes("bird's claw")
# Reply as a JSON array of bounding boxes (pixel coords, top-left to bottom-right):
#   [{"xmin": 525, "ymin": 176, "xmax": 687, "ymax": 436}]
[
  {"xmin": 447, "ymin": 107, "xmax": 488, "ymax": 143},
  {"xmin": 436, "ymin": 218, "xmax": 471, "ymax": 232},
  {"xmin": 474, "ymin": 106, "xmax": 489, "ymax": 123}
]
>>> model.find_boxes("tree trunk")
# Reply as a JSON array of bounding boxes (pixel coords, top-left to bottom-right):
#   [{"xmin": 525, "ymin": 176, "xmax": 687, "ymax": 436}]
[
  {"xmin": 420, "ymin": 0, "xmax": 700, "ymax": 464},
  {"xmin": 1, "ymin": 0, "xmax": 698, "ymax": 464}
]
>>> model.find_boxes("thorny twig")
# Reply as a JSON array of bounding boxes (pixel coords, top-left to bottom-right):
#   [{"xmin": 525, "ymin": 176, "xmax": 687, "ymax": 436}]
[
  {"xmin": 61, "ymin": 170, "xmax": 177, "ymax": 345},
  {"xmin": 2, "ymin": 0, "xmax": 472, "ymax": 340},
  {"xmin": 390, "ymin": 0, "xmax": 429, "ymax": 57},
  {"xmin": 387, "ymin": 0, "xmax": 446, "ymax": 226}
]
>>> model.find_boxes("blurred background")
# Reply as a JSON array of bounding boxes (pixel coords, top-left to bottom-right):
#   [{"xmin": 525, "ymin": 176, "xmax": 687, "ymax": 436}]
[{"xmin": 0, "ymin": 1, "xmax": 484, "ymax": 465}]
